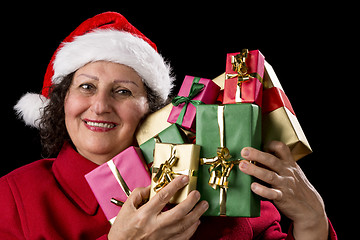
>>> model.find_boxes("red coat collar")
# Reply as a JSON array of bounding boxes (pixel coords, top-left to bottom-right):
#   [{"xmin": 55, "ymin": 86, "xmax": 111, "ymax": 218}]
[{"xmin": 52, "ymin": 142, "xmax": 100, "ymax": 215}]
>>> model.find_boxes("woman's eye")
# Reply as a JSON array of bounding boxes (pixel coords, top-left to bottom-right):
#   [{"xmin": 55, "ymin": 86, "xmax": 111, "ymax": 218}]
[
  {"xmin": 79, "ymin": 83, "xmax": 95, "ymax": 91},
  {"xmin": 114, "ymin": 88, "xmax": 132, "ymax": 96}
]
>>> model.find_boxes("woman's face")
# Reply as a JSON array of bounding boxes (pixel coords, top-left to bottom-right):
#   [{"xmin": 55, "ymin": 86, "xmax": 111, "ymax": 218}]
[{"xmin": 64, "ymin": 61, "xmax": 149, "ymax": 165}]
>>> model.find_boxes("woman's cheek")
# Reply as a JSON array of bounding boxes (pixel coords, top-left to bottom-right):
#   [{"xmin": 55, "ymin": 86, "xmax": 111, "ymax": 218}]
[
  {"xmin": 119, "ymin": 96, "xmax": 149, "ymax": 122},
  {"xmin": 134, "ymin": 96, "xmax": 149, "ymax": 115}
]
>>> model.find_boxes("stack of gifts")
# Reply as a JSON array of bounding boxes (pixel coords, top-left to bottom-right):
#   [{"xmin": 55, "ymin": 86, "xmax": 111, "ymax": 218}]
[{"xmin": 84, "ymin": 49, "xmax": 312, "ymax": 221}]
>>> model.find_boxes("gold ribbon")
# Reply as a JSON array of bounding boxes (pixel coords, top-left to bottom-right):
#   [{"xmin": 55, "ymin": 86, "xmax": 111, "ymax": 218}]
[
  {"xmin": 225, "ymin": 49, "xmax": 263, "ymax": 101},
  {"xmin": 152, "ymin": 145, "xmax": 197, "ymax": 193},
  {"xmin": 152, "ymin": 145, "xmax": 178, "ymax": 192},
  {"xmin": 200, "ymin": 106, "xmax": 240, "ymax": 215},
  {"xmin": 200, "ymin": 147, "xmax": 240, "ymax": 190},
  {"xmin": 107, "ymin": 160, "xmax": 132, "ymax": 207}
]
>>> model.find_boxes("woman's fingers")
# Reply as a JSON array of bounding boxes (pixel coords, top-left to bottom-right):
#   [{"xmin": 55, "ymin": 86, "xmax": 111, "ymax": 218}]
[
  {"xmin": 160, "ymin": 193, "xmax": 208, "ymax": 237},
  {"xmin": 250, "ymin": 182, "xmax": 283, "ymax": 201},
  {"xmin": 144, "ymin": 175, "xmax": 190, "ymax": 214},
  {"xmin": 163, "ymin": 190, "xmax": 208, "ymax": 223},
  {"xmin": 125, "ymin": 186, "xmax": 151, "ymax": 210},
  {"xmin": 163, "ymin": 190, "xmax": 200, "ymax": 219},
  {"xmin": 264, "ymin": 141, "xmax": 293, "ymax": 162},
  {"xmin": 241, "ymin": 147, "xmax": 283, "ymax": 174},
  {"xmin": 239, "ymin": 160, "xmax": 281, "ymax": 186}
]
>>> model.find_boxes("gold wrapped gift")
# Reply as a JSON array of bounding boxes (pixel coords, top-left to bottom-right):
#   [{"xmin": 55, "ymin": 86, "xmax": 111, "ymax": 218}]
[
  {"xmin": 262, "ymin": 61, "xmax": 312, "ymax": 161},
  {"xmin": 136, "ymin": 104, "xmax": 173, "ymax": 146},
  {"xmin": 149, "ymin": 143, "xmax": 200, "ymax": 204},
  {"xmin": 136, "ymin": 104, "xmax": 194, "ymax": 146}
]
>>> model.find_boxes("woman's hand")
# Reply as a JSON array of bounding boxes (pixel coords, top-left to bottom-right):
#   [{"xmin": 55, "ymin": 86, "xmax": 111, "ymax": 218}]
[
  {"xmin": 239, "ymin": 141, "xmax": 329, "ymax": 240},
  {"xmin": 108, "ymin": 175, "xmax": 209, "ymax": 240}
]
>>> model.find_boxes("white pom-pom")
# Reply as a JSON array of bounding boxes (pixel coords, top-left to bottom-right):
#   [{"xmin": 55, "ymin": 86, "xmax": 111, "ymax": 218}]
[{"xmin": 14, "ymin": 93, "xmax": 49, "ymax": 128}]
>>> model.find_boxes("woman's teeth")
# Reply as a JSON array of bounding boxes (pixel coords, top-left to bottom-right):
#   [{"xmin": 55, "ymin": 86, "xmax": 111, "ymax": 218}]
[{"xmin": 85, "ymin": 121, "xmax": 116, "ymax": 129}]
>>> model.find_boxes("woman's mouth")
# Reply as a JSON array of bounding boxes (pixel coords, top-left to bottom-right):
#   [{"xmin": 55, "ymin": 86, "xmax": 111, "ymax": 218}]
[{"xmin": 83, "ymin": 119, "xmax": 118, "ymax": 132}]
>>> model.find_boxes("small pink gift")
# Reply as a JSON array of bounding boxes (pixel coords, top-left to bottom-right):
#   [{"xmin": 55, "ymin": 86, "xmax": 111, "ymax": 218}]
[
  {"xmin": 167, "ymin": 75, "xmax": 220, "ymax": 132},
  {"xmin": 85, "ymin": 146, "xmax": 151, "ymax": 224}
]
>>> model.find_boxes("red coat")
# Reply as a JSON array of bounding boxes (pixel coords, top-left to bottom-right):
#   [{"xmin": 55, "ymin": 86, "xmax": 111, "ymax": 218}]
[{"xmin": 0, "ymin": 142, "xmax": 337, "ymax": 239}]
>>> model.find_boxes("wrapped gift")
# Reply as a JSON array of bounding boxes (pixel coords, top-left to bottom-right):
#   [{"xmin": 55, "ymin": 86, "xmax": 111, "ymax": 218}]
[
  {"xmin": 168, "ymin": 76, "xmax": 220, "ymax": 132},
  {"xmin": 223, "ymin": 49, "xmax": 265, "ymax": 105},
  {"xmin": 196, "ymin": 104, "xmax": 261, "ymax": 217},
  {"xmin": 149, "ymin": 143, "xmax": 200, "ymax": 204},
  {"xmin": 262, "ymin": 61, "xmax": 312, "ymax": 161},
  {"xmin": 139, "ymin": 124, "xmax": 190, "ymax": 165},
  {"xmin": 136, "ymin": 103, "xmax": 173, "ymax": 146},
  {"xmin": 85, "ymin": 146, "xmax": 151, "ymax": 224}
]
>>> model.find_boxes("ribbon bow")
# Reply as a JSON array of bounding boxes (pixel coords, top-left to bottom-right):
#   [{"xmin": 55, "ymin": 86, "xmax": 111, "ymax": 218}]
[
  {"xmin": 153, "ymin": 145, "xmax": 178, "ymax": 192},
  {"xmin": 200, "ymin": 147, "xmax": 240, "ymax": 190},
  {"xmin": 225, "ymin": 49, "xmax": 250, "ymax": 81},
  {"xmin": 172, "ymin": 77, "xmax": 204, "ymax": 125}
]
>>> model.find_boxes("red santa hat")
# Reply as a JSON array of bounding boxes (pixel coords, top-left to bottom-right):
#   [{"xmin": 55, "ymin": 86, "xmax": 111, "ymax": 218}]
[{"xmin": 14, "ymin": 12, "xmax": 174, "ymax": 127}]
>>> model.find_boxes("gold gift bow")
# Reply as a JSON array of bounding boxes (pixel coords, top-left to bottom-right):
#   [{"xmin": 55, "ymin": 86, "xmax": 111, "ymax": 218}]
[
  {"xmin": 152, "ymin": 145, "xmax": 196, "ymax": 193},
  {"xmin": 225, "ymin": 49, "xmax": 263, "ymax": 102},
  {"xmin": 200, "ymin": 106, "xmax": 240, "ymax": 216},
  {"xmin": 152, "ymin": 145, "xmax": 178, "ymax": 192},
  {"xmin": 107, "ymin": 160, "xmax": 132, "ymax": 207}
]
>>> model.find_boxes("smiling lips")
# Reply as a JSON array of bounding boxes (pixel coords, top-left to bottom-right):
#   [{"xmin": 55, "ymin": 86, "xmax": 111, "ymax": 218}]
[{"xmin": 83, "ymin": 119, "xmax": 118, "ymax": 132}]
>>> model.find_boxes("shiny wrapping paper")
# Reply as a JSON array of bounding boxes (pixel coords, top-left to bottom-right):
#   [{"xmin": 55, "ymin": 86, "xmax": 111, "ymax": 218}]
[
  {"xmin": 262, "ymin": 61, "xmax": 312, "ymax": 161},
  {"xmin": 85, "ymin": 147, "xmax": 151, "ymax": 224},
  {"xmin": 196, "ymin": 104, "xmax": 261, "ymax": 217},
  {"xmin": 168, "ymin": 75, "xmax": 220, "ymax": 132},
  {"xmin": 149, "ymin": 143, "xmax": 200, "ymax": 204},
  {"xmin": 139, "ymin": 124, "xmax": 189, "ymax": 165},
  {"xmin": 210, "ymin": 61, "xmax": 312, "ymax": 161},
  {"xmin": 223, "ymin": 50, "xmax": 265, "ymax": 106},
  {"xmin": 136, "ymin": 103, "xmax": 173, "ymax": 146}
]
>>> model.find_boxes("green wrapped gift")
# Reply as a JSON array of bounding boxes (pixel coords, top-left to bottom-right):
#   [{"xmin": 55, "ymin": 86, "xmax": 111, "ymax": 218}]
[
  {"xmin": 196, "ymin": 104, "xmax": 261, "ymax": 217},
  {"xmin": 140, "ymin": 124, "xmax": 189, "ymax": 164}
]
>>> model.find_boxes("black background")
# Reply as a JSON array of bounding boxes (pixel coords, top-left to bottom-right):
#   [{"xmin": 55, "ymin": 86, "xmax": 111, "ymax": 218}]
[{"xmin": 1, "ymin": 3, "xmax": 354, "ymax": 238}]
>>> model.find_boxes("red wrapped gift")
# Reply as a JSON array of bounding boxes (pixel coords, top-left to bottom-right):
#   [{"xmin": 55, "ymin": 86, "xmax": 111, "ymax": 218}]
[
  {"xmin": 223, "ymin": 49, "xmax": 265, "ymax": 106},
  {"xmin": 168, "ymin": 75, "xmax": 220, "ymax": 132},
  {"xmin": 85, "ymin": 146, "xmax": 151, "ymax": 224}
]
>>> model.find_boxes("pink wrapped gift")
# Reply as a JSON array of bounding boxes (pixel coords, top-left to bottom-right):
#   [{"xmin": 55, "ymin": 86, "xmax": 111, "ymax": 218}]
[
  {"xmin": 167, "ymin": 75, "xmax": 220, "ymax": 132},
  {"xmin": 85, "ymin": 146, "xmax": 151, "ymax": 224},
  {"xmin": 223, "ymin": 49, "xmax": 265, "ymax": 106}
]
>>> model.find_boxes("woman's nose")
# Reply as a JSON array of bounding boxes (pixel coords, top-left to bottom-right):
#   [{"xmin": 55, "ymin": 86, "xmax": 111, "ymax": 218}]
[{"xmin": 91, "ymin": 92, "xmax": 112, "ymax": 115}]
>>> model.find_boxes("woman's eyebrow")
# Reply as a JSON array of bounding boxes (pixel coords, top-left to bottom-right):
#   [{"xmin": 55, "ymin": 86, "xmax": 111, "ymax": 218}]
[
  {"xmin": 113, "ymin": 79, "xmax": 139, "ymax": 87},
  {"xmin": 77, "ymin": 73, "xmax": 99, "ymax": 80},
  {"xmin": 77, "ymin": 74, "xmax": 139, "ymax": 87}
]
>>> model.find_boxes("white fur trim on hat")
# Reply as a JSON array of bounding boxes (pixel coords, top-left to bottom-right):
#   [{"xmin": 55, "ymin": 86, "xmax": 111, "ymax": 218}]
[
  {"xmin": 53, "ymin": 29, "xmax": 174, "ymax": 103},
  {"xmin": 14, "ymin": 93, "xmax": 49, "ymax": 128}
]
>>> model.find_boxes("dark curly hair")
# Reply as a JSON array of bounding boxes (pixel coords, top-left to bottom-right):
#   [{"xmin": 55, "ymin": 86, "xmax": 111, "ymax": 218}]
[{"xmin": 39, "ymin": 72, "xmax": 167, "ymax": 157}]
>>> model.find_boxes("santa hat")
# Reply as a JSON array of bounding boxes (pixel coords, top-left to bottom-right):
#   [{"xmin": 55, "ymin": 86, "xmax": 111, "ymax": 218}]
[{"xmin": 14, "ymin": 12, "xmax": 174, "ymax": 127}]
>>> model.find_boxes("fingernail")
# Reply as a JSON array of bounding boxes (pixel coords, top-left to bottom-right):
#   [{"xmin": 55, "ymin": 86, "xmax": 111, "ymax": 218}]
[
  {"xmin": 242, "ymin": 148, "xmax": 249, "ymax": 157},
  {"xmin": 202, "ymin": 201, "xmax": 209, "ymax": 210},
  {"xmin": 193, "ymin": 190, "xmax": 200, "ymax": 200},
  {"xmin": 239, "ymin": 160, "xmax": 248, "ymax": 169},
  {"xmin": 181, "ymin": 175, "xmax": 189, "ymax": 184},
  {"xmin": 251, "ymin": 182, "xmax": 258, "ymax": 191}
]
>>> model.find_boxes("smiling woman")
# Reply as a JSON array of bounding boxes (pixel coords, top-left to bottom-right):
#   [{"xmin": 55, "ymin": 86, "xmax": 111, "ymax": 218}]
[{"xmin": 2, "ymin": 11, "xmax": 337, "ymax": 240}]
